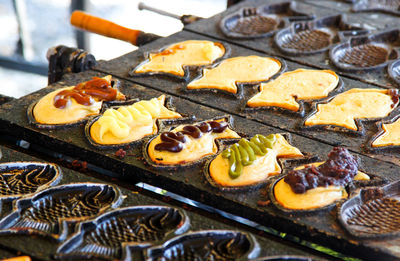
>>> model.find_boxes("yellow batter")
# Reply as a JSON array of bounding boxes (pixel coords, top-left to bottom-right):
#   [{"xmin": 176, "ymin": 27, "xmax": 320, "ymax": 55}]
[
  {"xmin": 90, "ymin": 95, "xmax": 182, "ymax": 145},
  {"xmin": 134, "ymin": 40, "xmax": 225, "ymax": 77},
  {"xmin": 33, "ymin": 76, "xmax": 125, "ymax": 125},
  {"xmin": 187, "ymin": 56, "xmax": 281, "ymax": 94},
  {"xmin": 305, "ymin": 88, "xmax": 397, "ymax": 131},
  {"xmin": 372, "ymin": 118, "xmax": 400, "ymax": 147},
  {"xmin": 148, "ymin": 120, "xmax": 240, "ymax": 165},
  {"xmin": 209, "ymin": 134, "xmax": 303, "ymax": 187},
  {"xmin": 274, "ymin": 162, "xmax": 369, "ymax": 210},
  {"xmin": 247, "ymin": 69, "xmax": 339, "ymax": 111}
]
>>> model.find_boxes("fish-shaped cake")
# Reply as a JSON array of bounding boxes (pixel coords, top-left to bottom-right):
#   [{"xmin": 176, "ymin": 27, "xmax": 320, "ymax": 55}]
[
  {"xmin": 371, "ymin": 117, "xmax": 400, "ymax": 148},
  {"xmin": 32, "ymin": 75, "xmax": 125, "ymax": 126},
  {"xmin": 273, "ymin": 147, "xmax": 370, "ymax": 211},
  {"xmin": 0, "ymin": 183, "xmax": 121, "ymax": 240},
  {"xmin": 132, "ymin": 40, "xmax": 226, "ymax": 78},
  {"xmin": 0, "ymin": 162, "xmax": 61, "ymax": 199},
  {"xmin": 57, "ymin": 206, "xmax": 188, "ymax": 260},
  {"xmin": 146, "ymin": 118, "xmax": 240, "ymax": 166},
  {"xmin": 187, "ymin": 56, "xmax": 281, "ymax": 94},
  {"xmin": 305, "ymin": 88, "xmax": 399, "ymax": 131},
  {"xmin": 247, "ymin": 69, "xmax": 339, "ymax": 111},
  {"xmin": 89, "ymin": 95, "xmax": 182, "ymax": 145},
  {"xmin": 209, "ymin": 134, "xmax": 303, "ymax": 187}
]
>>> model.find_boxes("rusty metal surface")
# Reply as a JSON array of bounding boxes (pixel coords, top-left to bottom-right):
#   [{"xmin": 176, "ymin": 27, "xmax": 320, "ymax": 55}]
[
  {"xmin": 0, "ymin": 145, "xmax": 323, "ymax": 260},
  {"xmin": 1, "ymin": 71, "xmax": 400, "ymax": 259},
  {"xmin": 184, "ymin": 0, "xmax": 400, "ymax": 88}
]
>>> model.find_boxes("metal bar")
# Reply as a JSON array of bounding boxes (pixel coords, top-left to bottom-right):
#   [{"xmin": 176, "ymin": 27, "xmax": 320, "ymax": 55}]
[
  {"xmin": 138, "ymin": 2, "xmax": 181, "ymax": 20},
  {"xmin": 0, "ymin": 56, "xmax": 47, "ymax": 76},
  {"xmin": 70, "ymin": 0, "xmax": 88, "ymax": 50}
]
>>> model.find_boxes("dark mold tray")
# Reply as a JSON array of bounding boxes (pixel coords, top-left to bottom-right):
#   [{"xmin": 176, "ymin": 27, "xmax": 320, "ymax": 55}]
[
  {"xmin": 56, "ymin": 206, "xmax": 189, "ymax": 260},
  {"xmin": 0, "ymin": 161, "xmax": 61, "ymax": 202},
  {"xmin": 219, "ymin": 2, "xmax": 314, "ymax": 39},
  {"xmin": 142, "ymin": 230, "xmax": 259, "ymax": 261},
  {"xmin": 2, "ymin": 71, "xmax": 400, "ymax": 260},
  {"xmin": 275, "ymin": 14, "xmax": 367, "ymax": 55},
  {"xmin": 329, "ymin": 29, "xmax": 400, "ymax": 72},
  {"xmin": 339, "ymin": 180, "xmax": 400, "ymax": 239},
  {"xmin": 352, "ymin": 0, "xmax": 400, "ymax": 16},
  {"xmin": 0, "ymin": 183, "xmax": 122, "ymax": 241}
]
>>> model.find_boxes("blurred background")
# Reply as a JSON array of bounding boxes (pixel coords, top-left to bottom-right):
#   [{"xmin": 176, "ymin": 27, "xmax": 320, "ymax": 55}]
[{"xmin": 0, "ymin": 0, "xmax": 226, "ymax": 98}]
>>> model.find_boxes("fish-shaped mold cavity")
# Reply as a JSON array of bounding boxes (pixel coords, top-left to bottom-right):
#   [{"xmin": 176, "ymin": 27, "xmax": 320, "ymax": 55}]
[
  {"xmin": 339, "ymin": 180, "xmax": 400, "ymax": 239},
  {"xmin": 219, "ymin": 2, "xmax": 314, "ymax": 39},
  {"xmin": 144, "ymin": 116, "xmax": 241, "ymax": 167},
  {"xmin": 56, "ymin": 206, "xmax": 189, "ymax": 260},
  {"xmin": 0, "ymin": 162, "xmax": 61, "ymax": 200},
  {"xmin": 247, "ymin": 69, "xmax": 340, "ymax": 114},
  {"xmin": 352, "ymin": 0, "xmax": 400, "ymax": 16},
  {"xmin": 143, "ymin": 230, "xmax": 260, "ymax": 261},
  {"xmin": 187, "ymin": 56, "xmax": 282, "ymax": 96},
  {"xmin": 329, "ymin": 29, "xmax": 400, "ymax": 71},
  {"xmin": 86, "ymin": 95, "xmax": 183, "ymax": 147},
  {"xmin": 304, "ymin": 88, "xmax": 399, "ymax": 133},
  {"xmin": 28, "ymin": 75, "xmax": 126, "ymax": 128},
  {"xmin": 275, "ymin": 15, "xmax": 367, "ymax": 55},
  {"xmin": 206, "ymin": 133, "xmax": 304, "ymax": 189},
  {"xmin": 0, "ymin": 183, "xmax": 122, "ymax": 241},
  {"xmin": 130, "ymin": 40, "xmax": 227, "ymax": 79}
]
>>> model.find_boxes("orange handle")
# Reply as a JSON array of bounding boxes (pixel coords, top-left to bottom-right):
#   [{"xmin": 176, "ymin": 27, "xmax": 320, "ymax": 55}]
[
  {"xmin": 71, "ymin": 10, "xmax": 141, "ymax": 45},
  {"xmin": 1, "ymin": 257, "xmax": 31, "ymax": 261}
]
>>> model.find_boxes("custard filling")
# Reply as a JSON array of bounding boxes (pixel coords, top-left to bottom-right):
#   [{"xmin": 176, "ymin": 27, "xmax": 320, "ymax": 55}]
[
  {"xmin": 134, "ymin": 40, "xmax": 225, "ymax": 76},
  {"xmin": 90, "ymin": 95, "xmax": 182, "ymax": 145},
  {"xmin": 187, "ymin": 56, "xmax": 281, "ymax": 94}
]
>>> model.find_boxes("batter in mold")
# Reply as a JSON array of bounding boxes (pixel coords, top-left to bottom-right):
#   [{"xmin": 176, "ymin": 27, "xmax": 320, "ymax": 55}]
[
  {"xmin": 133, "ymin": 40, "xmax": 226, "ymax": 77},
  {"xmin": 33, "ymin": 75, "xmax": 125, "ymax": 125},
  {"xmin": 90, "ymin": 95, "xmax": 182, "ymax": 145},
  {"xmin": 147, "ymin": 119, "xmax": 240, "ymax": 165}
]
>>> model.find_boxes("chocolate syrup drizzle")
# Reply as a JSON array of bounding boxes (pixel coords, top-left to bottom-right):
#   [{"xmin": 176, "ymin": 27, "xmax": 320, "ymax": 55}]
[{"xmin": 155, "ymin": 121, "xmax": 228, "ymax": 152}]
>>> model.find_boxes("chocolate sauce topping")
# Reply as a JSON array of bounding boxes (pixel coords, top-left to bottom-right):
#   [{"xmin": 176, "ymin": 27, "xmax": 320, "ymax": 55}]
[
  {"xmin": 154, "ymin": 120, "xmax": 229, "ymax": 152},
  {"xmin": 284, "ymin": 147, "xmax": 359, "ymax": 194},
  {"xmin": 54, "ymin": 77, "xmax": 119, "ymax": 109}
]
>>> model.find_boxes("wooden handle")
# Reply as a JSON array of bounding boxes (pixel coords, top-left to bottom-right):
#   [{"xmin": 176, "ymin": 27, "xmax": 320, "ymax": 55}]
[{"xmin": 71, "ymin": 10, "xmax": 141, "ymax": 45}]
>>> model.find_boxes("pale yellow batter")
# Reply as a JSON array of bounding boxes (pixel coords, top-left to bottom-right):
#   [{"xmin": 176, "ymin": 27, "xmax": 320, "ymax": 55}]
[
  {"xmin": 90, "ymin": 95, "xmax": 182, "ymax": 145},
  {"xmin": 247, "ymin": 69, "xmax": 339, "ymax": 111},
  {"xmin": 134, "ymin": 40, "xmax": 225, "ymax": 76},
  {"xmin": 187, "ymin": 56, "xmax": 281, "ymax": 94},
  {"xmin": 209, "ymin": 134, "xmax": 303, "ymax": 187},
  {"xmin": 148, "ymin": 120, "xmax": 240, "ymax": 165},
  {"xmin": 305, "ymin": 88, "xmax": 397, "ymax": 131},
  {"xmin": 274, "ymin": 162, "xmax": 369, "ymax": 210},
  {"xmin": 33, "ymin": 76, "xmax": 124, "ymax": 125},
  {"xmin": 372, "ymin": 118, "xmax": 400, "ymax": 147}
]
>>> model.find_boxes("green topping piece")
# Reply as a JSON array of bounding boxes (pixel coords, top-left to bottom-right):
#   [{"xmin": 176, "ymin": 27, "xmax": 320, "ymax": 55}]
[{"xmin": 222, "ymin": 134, "xmax": 276, "ymax": 179}]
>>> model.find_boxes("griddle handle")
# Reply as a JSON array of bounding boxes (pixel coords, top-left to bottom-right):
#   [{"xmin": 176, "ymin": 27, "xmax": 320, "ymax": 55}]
[{"xmin": 70, "ymin": 10, "xmax": 161, "ymax": 46}]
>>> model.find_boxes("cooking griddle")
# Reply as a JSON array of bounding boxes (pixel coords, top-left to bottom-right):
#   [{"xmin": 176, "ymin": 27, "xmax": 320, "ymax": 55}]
[
  {"xmin": 0, "ymin": 145, "xmax": 321, "ymax": 260},
  {"xmin": 93, "ymin": 30, "xmax": 400, "ymax": 168},
  {"xmin": 184, "ymin": 0, "xmax": 400, "ymax": 89},
  {"xmin": 1, "ymin": 71, "xmax": 400, "ymax": 260}
]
